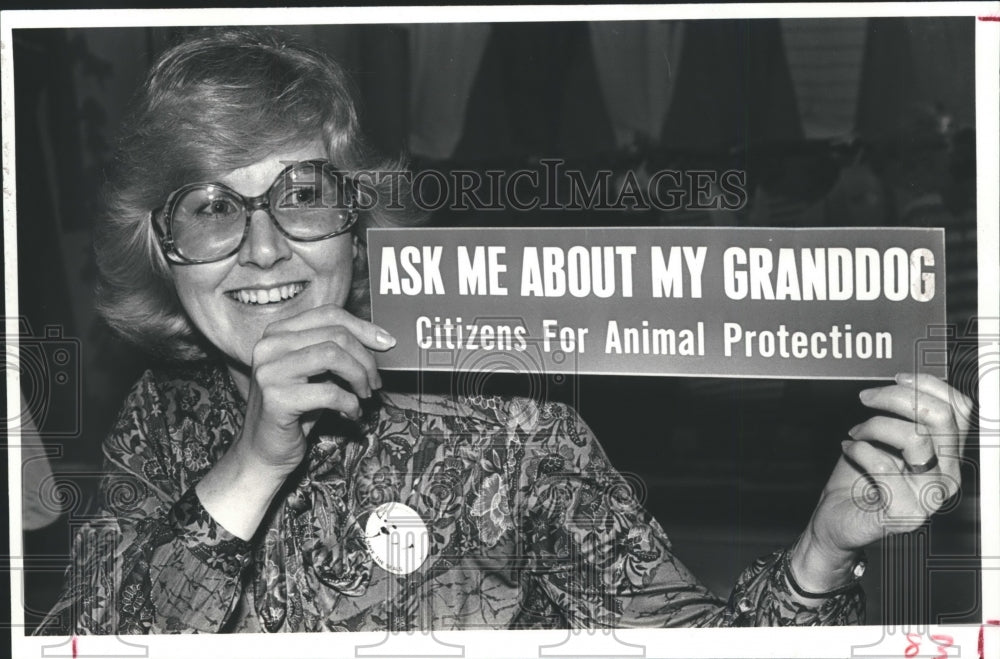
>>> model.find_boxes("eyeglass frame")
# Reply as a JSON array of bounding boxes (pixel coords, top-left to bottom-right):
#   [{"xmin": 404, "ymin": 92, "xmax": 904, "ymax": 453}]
[{"xmin": 151, "ymin": 159, "xmax": 359, "ymax": 265}]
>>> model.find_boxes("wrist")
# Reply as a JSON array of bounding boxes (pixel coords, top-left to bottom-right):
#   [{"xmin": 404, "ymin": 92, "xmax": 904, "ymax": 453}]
[
  {"xmin": 227, "ymin": 437, "xmax": 294, "ymax": 488},
  {"xmin": 196, "ymin": 443, "xmax": 288, "ymax": 540},
  {"xmin": 789, "ymin": 530, "xmax": 862, "ymax": 594}
]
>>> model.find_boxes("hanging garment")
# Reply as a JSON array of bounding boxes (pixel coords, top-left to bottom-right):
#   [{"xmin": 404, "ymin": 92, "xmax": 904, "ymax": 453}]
[{"xmin": 408, "ymin": 24, "xmax": 492, "ymax": 159}]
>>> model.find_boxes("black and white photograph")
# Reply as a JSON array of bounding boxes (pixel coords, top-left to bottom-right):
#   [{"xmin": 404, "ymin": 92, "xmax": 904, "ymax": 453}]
[{"xmin": 3, "ymin": 5, "xmax": 998, "ymax": 658}]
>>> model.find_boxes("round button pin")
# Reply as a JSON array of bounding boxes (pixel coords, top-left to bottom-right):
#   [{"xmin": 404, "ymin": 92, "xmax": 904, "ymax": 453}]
[{"xmin": 363, "ymin": 502, "xmax": 430, "ymax": 575}]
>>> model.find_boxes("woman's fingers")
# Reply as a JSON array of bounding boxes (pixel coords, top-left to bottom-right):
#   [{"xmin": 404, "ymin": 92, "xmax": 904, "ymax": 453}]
[
  {"xmin": 264, "ymin": 303, "xmax": 396, "ymax": 352},
  {"xmin": 895, "ymin": 372, "xmax": 974, "ymax": 450},
  {"xmin": 839, "ymin": 439, "xmax": 923, "ymax": 531},
  {"xmin": 253, "ymin": 325, "xmax": 382, "ymax": 392},
  {"xmin": 841, "ymin": 435, "xmax": 961, "ymax": 523},
  {"xmin": 858, "ymin": 383, "xmax": 961, "ymax": 456},
  {"xmin": 853, "ymin": 383, "xmax": 964, "ymax": 488},
  {"xmin": 244, "ymin": 382, "xmax": 362, "ymax": 468},
  {"xmin": 277, "ymin": 383, "xmax": 364, "ymax": 422},
  {"xmin": 848, "ymin": 415, "xmax": 937, "ymax": 469},
  {"xmin": 896, "ymin": 372, "xmax": 971, "ymax": 410},
  {"xmin": 842, "ymin": 435, "xmax": 904, "ymax": 477},
  {"xmin": 258, "ymin": 341, "xmax": 373, "ymax": 413}
]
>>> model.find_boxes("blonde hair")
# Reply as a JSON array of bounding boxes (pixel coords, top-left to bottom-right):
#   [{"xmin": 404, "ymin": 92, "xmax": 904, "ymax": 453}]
[{"xmin": 97, "ymin": 27, "xmax": 418, "ymax": 360}]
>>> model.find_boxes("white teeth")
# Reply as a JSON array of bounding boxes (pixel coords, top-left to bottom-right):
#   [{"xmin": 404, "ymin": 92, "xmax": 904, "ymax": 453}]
[{"xmin": 230, "ymin": 283, "xmax": 305, "ymax": 305}]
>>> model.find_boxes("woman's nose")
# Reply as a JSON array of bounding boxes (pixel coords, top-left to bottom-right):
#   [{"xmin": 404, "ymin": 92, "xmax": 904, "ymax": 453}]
[{"xmin": 238, "ymin": 209, "xmax": 292, "ymax": 268}]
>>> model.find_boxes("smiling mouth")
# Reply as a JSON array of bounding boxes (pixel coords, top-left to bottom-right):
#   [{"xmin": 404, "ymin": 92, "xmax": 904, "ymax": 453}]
[{"xmin": 226, "ymin": 282, "xmax": 308, "ymax": 305}]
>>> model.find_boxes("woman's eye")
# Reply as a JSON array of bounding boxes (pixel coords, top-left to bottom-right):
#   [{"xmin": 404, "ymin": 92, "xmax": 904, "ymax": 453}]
[
  {"xmin": 281, "ymin": 186, "xmax": 319, "ymax": 208},
  {"xmin": 197, "ymin": 198, "xmax": 239, "ymax": 217}
]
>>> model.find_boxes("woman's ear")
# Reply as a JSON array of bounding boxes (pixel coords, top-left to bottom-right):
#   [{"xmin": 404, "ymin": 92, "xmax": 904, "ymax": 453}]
[
  {"xmin": 148, "ymin": 210, "xmax": 174, "ymax": 277},
  {"xmin": 352, "ymin": 234, "xmax": 360, "ymax": 261}
]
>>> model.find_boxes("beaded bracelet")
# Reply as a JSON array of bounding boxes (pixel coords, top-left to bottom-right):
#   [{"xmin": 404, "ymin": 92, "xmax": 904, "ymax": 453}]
[{"xmin": 781, "ymin": 548, "xmax": 867, "ymax": 599}]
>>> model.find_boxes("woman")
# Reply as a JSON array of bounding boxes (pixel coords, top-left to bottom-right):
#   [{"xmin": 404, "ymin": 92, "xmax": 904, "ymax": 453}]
[{"xmin": 37, "ymin": 27, "xmax": 971, "ymax": 634}]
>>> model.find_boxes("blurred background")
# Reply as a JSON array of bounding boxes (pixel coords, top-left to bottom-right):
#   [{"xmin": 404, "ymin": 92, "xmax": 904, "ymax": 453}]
[{"xmin": 11, "ymin": 18, "xmax": 981, "ymax": 630}]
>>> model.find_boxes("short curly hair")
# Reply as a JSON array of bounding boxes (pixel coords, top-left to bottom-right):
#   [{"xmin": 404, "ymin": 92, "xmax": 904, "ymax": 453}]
[{"xmin": 96, "ymin": 27, "xmax": 417, "ymax": 360}]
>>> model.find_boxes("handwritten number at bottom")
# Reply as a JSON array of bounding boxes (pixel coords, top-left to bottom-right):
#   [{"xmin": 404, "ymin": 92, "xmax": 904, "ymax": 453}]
[{"xmin": 905, "ymin": 632, "xmax": 954, "ymax": 659}]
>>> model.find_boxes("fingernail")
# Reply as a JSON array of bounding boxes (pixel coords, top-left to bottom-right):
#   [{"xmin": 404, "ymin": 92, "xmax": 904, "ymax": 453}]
[
  {"xmin": 848, "ymin": 424, "xmax": 861, "ymax": 438},
  {"xmin": 374, "ymin": 374, "xmax": 384, "ymax": 390},
  {"xmin": 841, "ymin": 440, "xmax": 852, "ymax": 452},
  {"xmin": 376, "ymin": 329, "xmax": 396, "ymax": 347},
  {"xmin": 896, "ymin": 372, "xmax": 913, "ymax": 385}
]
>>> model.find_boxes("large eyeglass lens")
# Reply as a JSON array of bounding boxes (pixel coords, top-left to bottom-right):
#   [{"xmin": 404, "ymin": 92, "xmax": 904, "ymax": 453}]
[
  {"xmin": 270, "ymin": 162, "xmax": 354, "ymax": 239},
  {"xmin": 170, "ymin": 186, "xmax": 246, "ymax": 261}
]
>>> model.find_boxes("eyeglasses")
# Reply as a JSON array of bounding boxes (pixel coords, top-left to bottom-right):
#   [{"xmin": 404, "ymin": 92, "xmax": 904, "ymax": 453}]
[{"xmin": 152, "ymin": 159, "xmax": 358, "ymax": 264}]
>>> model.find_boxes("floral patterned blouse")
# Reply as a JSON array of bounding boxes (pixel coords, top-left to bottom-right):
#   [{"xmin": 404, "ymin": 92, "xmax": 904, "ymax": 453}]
[{"xmin": 36, "ymin": 362, "xmax": 863, "ymax": 634}]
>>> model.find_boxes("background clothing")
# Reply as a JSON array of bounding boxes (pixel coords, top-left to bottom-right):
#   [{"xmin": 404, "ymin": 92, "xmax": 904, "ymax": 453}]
[
  {"xmin": 407, "ymin": 24, "xmax": 491, "ymax": 159},
  {"xmin": 19, "ymin": 392, "xmax": 61, "ymax": 531},
  {"xmin": 37, "ymin": 363, "xmax": 862, "ymax": 634}
]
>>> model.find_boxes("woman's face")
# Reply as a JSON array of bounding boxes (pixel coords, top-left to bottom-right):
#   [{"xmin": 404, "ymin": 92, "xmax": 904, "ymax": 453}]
[{"xmin": 170, "ymin": 141, "xmax": 356, "ymax": 369}]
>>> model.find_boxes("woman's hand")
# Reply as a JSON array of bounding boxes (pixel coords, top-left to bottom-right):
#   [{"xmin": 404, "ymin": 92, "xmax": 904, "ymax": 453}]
[
  {"xmin": 791, "ymin": 372, "xmax": 973, "ymax": 593},
  {"xmin": 237, "ymin": 304, "xmax": 394, "ymax": 475},
  {"xmin": 196, "ymin": 304, "xmax": 395, "ymax": 539}
]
